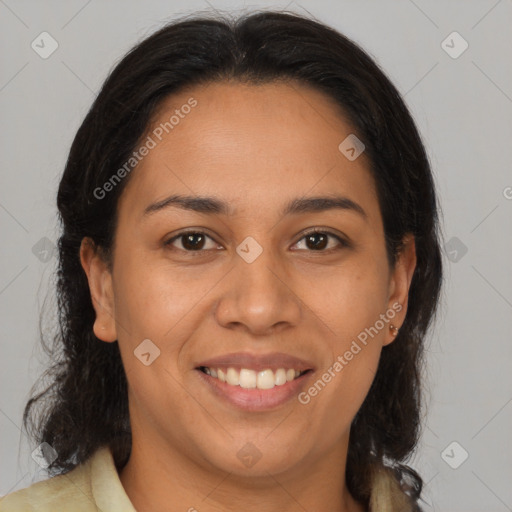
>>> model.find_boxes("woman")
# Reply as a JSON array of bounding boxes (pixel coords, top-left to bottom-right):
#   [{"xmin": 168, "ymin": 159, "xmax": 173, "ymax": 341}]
[{"xmin": 0, "ymin": 9, "xmax": 442, "ymax": 512}]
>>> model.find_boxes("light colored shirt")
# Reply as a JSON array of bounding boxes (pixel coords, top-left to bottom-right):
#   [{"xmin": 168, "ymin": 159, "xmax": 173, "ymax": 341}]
[
  {"xmin": 0, "ymin": 446, "xmax": 136, "ymax": 511},
  {"xmin": 1, "ymin": 446, "xmax": 415, "ymax": 511}
]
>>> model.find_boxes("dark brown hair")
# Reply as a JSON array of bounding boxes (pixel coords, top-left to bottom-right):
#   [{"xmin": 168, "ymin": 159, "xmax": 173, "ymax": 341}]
[{"xmin": 24, "ymin": 10, "xmax": 442, "ymax": 510}]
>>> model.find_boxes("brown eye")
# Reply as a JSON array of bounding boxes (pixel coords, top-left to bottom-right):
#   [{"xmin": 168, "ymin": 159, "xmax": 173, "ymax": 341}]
[
  {"xmin": 165, "ymin": 228, "xmax": 349, "ymax": 255},
  {"xmin": 304, "ymin": 232, "xmax": 329, "ymax": 250},
  {"xmin": 165, "ymin": 231, "xmax": 218, "ymax": 252},
  {"xmin": 292, "ymin": 229, "xmax": 349, "ymax": 252}
]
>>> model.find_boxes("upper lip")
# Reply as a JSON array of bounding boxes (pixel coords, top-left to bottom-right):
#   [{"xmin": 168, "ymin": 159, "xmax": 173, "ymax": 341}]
[{"xmin": 196, "ymin": 352, "xmax": 315, "ymax": 373}]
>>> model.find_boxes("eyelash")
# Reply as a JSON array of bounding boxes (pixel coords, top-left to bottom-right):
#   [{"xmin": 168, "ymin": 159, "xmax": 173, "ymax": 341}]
[{"xmin": 164, "ymin": 228, "xmax": 350, "ymax": 255}]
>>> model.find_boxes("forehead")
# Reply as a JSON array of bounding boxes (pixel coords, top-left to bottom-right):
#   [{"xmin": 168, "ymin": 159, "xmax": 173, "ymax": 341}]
[{"xmin": 118, "ymin": 80, "xmax": 379, "ymax": 224}]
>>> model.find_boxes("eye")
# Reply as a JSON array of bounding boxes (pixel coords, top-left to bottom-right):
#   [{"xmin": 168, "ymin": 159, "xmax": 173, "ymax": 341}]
[
  {"xmin": 292, "ymin": 228, "xmax": 350, "ymax": 252},
  {"xmin": 164, "ymin": 228, "xmax": 350, "ymax": 255},
  {"xmin": 165, "ymin": 230, "xmax": 221, "ymax": 252}
]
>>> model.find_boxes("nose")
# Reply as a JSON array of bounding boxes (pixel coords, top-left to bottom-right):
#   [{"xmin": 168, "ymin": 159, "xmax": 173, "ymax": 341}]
[{"xmin": 214, "ymin": 249, "xmax": 302, "ymax": 336}]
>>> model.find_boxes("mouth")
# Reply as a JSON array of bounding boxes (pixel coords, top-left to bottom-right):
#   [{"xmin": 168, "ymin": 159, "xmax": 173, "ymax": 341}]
[
  {"xmin": 198, "ymin": 366, "xmax": 310, "ymax": 389},
  {"xmin": 194, "ymin": 352, "xmax": 315, "ymax": 411}
]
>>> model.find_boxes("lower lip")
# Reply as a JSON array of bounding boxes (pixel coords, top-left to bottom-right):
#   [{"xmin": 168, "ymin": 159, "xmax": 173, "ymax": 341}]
[{"xmin": 195, "ymin": 369, "xmax": 312, "ymax": 411}]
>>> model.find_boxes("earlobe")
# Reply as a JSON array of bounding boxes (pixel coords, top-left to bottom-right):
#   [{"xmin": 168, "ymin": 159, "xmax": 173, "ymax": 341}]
[
  {"xmin": 384, "ymin": 234, "xmax": 417, "ymax": 346},
  {"xmin": 79, "ymin": 237, "xmax": 117, "ymax": 342}
]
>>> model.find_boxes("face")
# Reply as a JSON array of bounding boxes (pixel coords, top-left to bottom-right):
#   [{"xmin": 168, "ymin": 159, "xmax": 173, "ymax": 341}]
[{"xmin": 81, "ymin": 81, "xmax": 416, "ymax": 480}]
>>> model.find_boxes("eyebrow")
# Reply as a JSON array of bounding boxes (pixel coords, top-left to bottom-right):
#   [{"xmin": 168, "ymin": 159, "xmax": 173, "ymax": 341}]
[{"xmin": 143, "ymin": 194, "xmax": 367, "ymax": 220}]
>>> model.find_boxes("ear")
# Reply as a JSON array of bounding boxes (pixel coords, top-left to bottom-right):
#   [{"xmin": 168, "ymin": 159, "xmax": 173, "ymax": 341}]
[
  {"xmin": 79, "ymin": 237, "xmax": 117, "ymax": 342},
  {"xmin": 384, "ymin": 234, "xmax": 417, "ymax": 346}
]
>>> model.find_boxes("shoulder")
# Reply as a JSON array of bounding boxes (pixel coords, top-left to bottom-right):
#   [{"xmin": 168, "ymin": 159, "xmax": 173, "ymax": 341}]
[
  {"xmin": 0, "ymin": 446, "xmax": 135, "ymax": 512},
  {"xmin": 0, "ymin": 460, "xmax": 94, "ymax": 512}
]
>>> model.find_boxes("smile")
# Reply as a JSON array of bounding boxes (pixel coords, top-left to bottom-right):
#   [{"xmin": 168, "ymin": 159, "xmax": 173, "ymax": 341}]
[
  {"xmin": 194, "ymin": 352, "xmax": 315, "ymax": 411},
  {"xmin": 199, "ymin": 366, "xmax": 308, "ymax": 389}
]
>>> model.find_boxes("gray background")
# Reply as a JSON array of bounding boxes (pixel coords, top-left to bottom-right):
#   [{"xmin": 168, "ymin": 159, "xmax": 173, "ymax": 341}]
[{"xmin": 1, "ymin": 1, "xmax": 511, "ymax": 510}]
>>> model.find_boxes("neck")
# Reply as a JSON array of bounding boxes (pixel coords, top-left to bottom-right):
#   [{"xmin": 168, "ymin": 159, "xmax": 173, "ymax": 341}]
[{"xmin": 119, "ymin": 432, "xmax": 365, "ymax": 512}]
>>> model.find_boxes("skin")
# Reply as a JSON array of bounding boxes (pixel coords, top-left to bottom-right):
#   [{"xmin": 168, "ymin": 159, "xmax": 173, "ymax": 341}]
[{"xmin": 80, "ymin": 80, "xmax": 416, "ymax": 512}]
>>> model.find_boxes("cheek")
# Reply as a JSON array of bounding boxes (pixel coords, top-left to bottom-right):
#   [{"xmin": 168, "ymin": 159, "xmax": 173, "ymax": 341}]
[
  {"xmin": 110, "ymin": 252, "xmax": 219, "ymax": 387},
  {"xmin": 300, "ymin": 251, "xmax": 390, "ymax": 334},
  {"xmin": 111, "ymin": 250, "xmax": 198, "ymax": 340},
  {"xmin": 298, "ymin": 321, "xmax": 383, "ymax": 450},
  {"xmin": 297, "ymin": 255, "xmax": 389, "ymax": 417}
]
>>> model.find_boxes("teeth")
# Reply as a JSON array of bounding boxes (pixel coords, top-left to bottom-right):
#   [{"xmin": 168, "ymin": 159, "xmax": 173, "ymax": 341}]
[
  {"xmin": 239, "ymin": 369, "xmax": 257, "ymax": 389},
  {"xmin": 274, "ymin": 368, "xmax": 287, "ymax": 386},
  {"xmin": 226, "ymin": 367, "xmax": 239, "ymax": 386},
  {"xmin": 257, "ymin": 369, "xmax": 275, "ymax": 389},
  {"xmin": 202, "ymin": 367, "xmax": 305, "ymax": 389}
]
